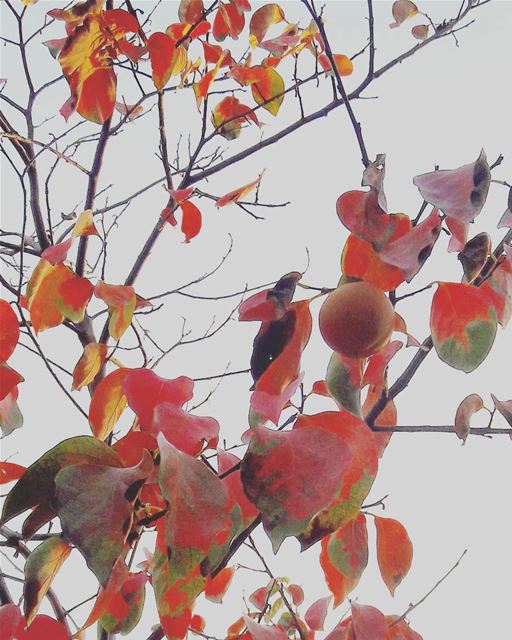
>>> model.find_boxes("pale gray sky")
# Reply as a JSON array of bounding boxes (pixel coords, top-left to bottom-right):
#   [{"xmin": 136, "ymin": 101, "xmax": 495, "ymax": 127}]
[{"xmin": 1, "ymin": 1, "xmax": 511, "ymax": 638}]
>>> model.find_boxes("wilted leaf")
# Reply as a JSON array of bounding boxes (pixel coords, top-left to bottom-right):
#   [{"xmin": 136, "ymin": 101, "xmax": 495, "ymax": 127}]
[
  {"xmin": 430, "ymin": 282, "xmax": 497, "ymax": 372},
  {"xmin": 374, "ymin": 516, "xmax": 413, "ymax": 596},
  {"xmin": 390, "ymin": 0, "xmax": 418, "ymax": 28},
  {"xmin": 54, "ymin": 451, "xmax": 153, "ymax": 586},
  {"xmin": 457, "ymin": 233, "xmax": 491, "ymax": 283},
  {"xmin": 454, "ymin": 393, "xmax": 484, "ymax": 444},
  {"xmin": 379, "ymin": 208, "xmax": 442, "ymax": 282},
  {"xmin": 24, "ymin": 536, "xmax": 72, "ymax": 625},
  {"xmin": 249, "ymin": 4, "xmax": 285, "ymax": 48},
  {"xmin": 320, "ymin": 513, "xmax": 368, "ymax": 606},
  {"xmin": 89, "ymin": 368, "xmax": 129, "ymax": 440},
  {"xmin": 413, "ymin": 150, "xmax": 490, "ymax": 223},
  {"xmin": 72, "ymin": 343, "xmax": 108, "ymax": 390},
  {"xmin": 411, "ymin": 24, "xmax": 429, "ymax": 40},
  {"xmin": 239, "ymin": 272, "xmax": 301, "ymax": 322},
  {"xmin": 217, "ymin": 173, "xmax": 263, "ymax": 207},
  {"xmin": 250, "ymin": 301, "xmax": 311, "ymax": 426},
  {"xmin": 491, "ymin": 394, "xmax": 512, "ymax": 427}
]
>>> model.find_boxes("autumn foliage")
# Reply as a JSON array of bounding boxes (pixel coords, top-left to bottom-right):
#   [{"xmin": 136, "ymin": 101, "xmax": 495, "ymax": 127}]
[{"xmin": 0, "ymin": 0, "xmax": 511, "ymax": 639}]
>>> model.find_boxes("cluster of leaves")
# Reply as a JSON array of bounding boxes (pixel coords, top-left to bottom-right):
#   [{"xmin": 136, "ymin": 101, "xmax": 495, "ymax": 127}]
[{"xmin": 1, "ymin": 0, "xmax": 512, "ymax": 639}]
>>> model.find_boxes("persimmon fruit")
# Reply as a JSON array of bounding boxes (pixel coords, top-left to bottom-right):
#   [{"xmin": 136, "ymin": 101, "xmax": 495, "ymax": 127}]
[{"xmin": 319, "ymin": 282, "xmax": 394, "ymax": 358}]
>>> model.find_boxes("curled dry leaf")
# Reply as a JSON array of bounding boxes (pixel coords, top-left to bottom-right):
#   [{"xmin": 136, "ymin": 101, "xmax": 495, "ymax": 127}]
[
  {"xmin": 491, "ymin": 394, "xmax": 512, "ymax": 427},
  {"xmin": 454, "ymin": 393, "xmax": 484, "ymax": 444},
  {"xmin": 390, "ymin": 0, "xmax": 418, "ymax": 28},
  {"xmin": 411, "ymin": 24, "xmax": 429, "ymax": 40},
  {"xmin": 458, "ymin": 232, "xmax": 491, "ymax": 283}
]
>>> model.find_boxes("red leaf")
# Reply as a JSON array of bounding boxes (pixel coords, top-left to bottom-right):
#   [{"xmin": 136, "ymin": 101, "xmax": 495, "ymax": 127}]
[
  {"xmin": 351, "ymin": 602, "xmax": 387, "ymax": 640},
  {"xmin": 305, "ymin": 596, "xmax": 331, "ymax": 631},
  {"xmin": 113, "ymin": 431, "xmax": 158, "ymax": 467},
  {"xmin": 336, "ymin": 190, "xmax": 397, "ymax": 250},
  {"xmin": 205, "ymin": 566, "xmax": 235, "ymax": 603},
  {"xmin": 294, "ymin": 411, "xmax": 378, "ymax": 548},
  {"xmin": 320, "ymin": 513, "xmax": 368, "ymax": 606},
  {"xmin": 57, "ymin": 275, "xmax": 94, "ymax": 323},
  {"xmin": 287, "ymin": 584, "xmax": 304, "ymax": 606},
  {"xmin": 148, "ymin": 32, "xmax": 179, "ymax": 90},
  {"xmin": 122, "ymin": 369, "xmax": 193, "ymax": 428},
  {"xmin": 213, "ymin": 3, "xmax": 245, "ymax": 41},
  {"xmin": 41, "ymin": 238, "xmax": 73, "ymax": 264},
  {"xmin": 244, "ymin": 616, "xmax": 289, "ymax": 640},
  {"xmin": 239, "ymin": 272, "xmax": 301, "ymax": 322},
  {"xmin": 180, "ymin": 200, "xmax": 202, "ymax": 242},
  {"xmin": 362, "ymin": 341, "xmax": 403, "ymax": 389},
  {"xmin": 413, "ymin": 150, "xmax": 490, "ymax": 223},
  {"xmin": 218, "ymin": 449, "xmax": 259, "ymax": 529},
  {"xmin": 362, "ymin": 386, "xmax": 396, "ymax": 458},
  {"xmin": 249, "ymin": 581, "xmax": 273, "ymax": 610},
  {"xmin": 374, "ymin": 516, "xmax": 413, "ymax": 596},
  {"xmin": 179, "ymin": 0, "xmax": 204, "ymax": 23},
  {"xmin": 384, "ymin": 616, "xmax": 424, "ymax": 640},
  {"xmin": 0, "ymin": 361, "xmax": 24, "ymax": 402},
  {"xmin": 454, "ymin": 393, "xmax": 484, "ymax": 444},
  {"xmin": 0, "ymin": 461, "xmax": 26, "ymax": 484},
  {"xmin": 430, "ymin": 282, "xmax": 497, "ymax": 372},
  {"xmin": 212, "ymin": 95, "xmax": 260, "ymax": 140},
  {"xmin": 0, "ymin": 300, "xmax": 19, "ymax": 361},
  {"xmin": 152, "ymin": 402, "xmax": 219, "ymax": 455},
  {"xmin": 190, "ymin": 614, "xmax": 206, "ymax": 632}
]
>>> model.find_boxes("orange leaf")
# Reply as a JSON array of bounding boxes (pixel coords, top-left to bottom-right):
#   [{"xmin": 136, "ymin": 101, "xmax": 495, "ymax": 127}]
[
  {"xmin": 211, "ymin": 96, "xmax": 260, "ymax": 140},
  {"xmin": 230, "ymin": 65, "xmax": 284, "ymax": 115},
  {"xmin": 27, "ymin": 261, "xmax": 74, "ymax": 333},
  {"xmin": 213, "ymin": 3, "xmax": 245, "ymax": 41},
  {"xmin": 94, "ymin": 281, "xmax": 137, "ymax": 340},
  {"xmin": 148, "ymin": 32, "xmax": 182, "ymax": 90},
  {"xmin": 88, "ymin": 368, "xmax": 129, "ymax": 440},
  {"xmin": 204, "ymin": 566, "xmax": 235, "ymax": 603},
  {"xmin": 72, "ymin": 343, "xmax": 108, "ymax": 390},
  {"xmin": 374, "ymin": 516, "xmax": 413, "ymax": 595}
]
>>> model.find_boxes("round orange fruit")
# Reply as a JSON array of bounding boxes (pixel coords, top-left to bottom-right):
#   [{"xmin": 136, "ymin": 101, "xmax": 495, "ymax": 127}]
[{"xmin": 319, "ymin": 282, "xmax": 394, "ymax": 358}]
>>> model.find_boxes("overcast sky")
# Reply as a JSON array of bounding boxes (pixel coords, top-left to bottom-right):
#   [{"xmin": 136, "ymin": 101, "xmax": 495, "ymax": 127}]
[{"xmin": 1, "ymin": 1, "xmax": 512, "ymax": 638}]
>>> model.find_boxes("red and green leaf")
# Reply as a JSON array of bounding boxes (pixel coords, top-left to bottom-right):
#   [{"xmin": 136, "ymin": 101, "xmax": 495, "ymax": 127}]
[
  {"xmin": 54, "ymin": 451, "xmax": 153, "ymax": 586},
  {"xmin": 23, "ymin": 536, "xmax": 72, "ymax": 625},
  {"xmin": 430, "ymin": 282, "xmax": 497, "ymax": 372},
  {"xmin": 320, "ymin": 513, "xmax": 368, "ymax": 606}
]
